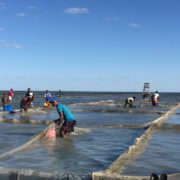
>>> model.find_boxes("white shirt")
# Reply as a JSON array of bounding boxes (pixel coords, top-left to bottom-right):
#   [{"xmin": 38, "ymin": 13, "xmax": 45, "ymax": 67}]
[
  {"xmin": 127, "ymin": 97, "xmax": 134, "ymax": 103},
  {"xmin": 29, "ymin": 92, "xmax": 34, "ymax": 98},
  {"xmin": 154, "ymin": 93, "xmax": 159, "ymax": 100}
]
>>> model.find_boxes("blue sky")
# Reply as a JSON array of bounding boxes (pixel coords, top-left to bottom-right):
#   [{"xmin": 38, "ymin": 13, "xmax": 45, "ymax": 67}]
[{"xmin": 0, "ymin": 0, "xmax": 180, "ymax": 92}]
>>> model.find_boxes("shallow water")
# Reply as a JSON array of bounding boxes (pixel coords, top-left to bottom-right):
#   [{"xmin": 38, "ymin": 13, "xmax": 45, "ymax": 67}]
[
  {"xmin": 123, "ymin": 109, "xmax": 180, "ymax": 176},
  {"xmin": 0, "ymin": 91, "xmax": 180, "ymax": 175},
  {"xmin": 0, "ymin": 127, "xmax": 144, "ymax": 173}
]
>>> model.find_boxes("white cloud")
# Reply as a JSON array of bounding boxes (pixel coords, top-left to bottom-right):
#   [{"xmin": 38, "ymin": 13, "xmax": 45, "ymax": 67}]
[
  {"xmin": 16, "ymin": 12, "xmax": 28, "ymax": 17},
  {"xmin": 64, "ymin": 7, "xmax": 89, "ymax": 15},
  {"xmin": 0, "ymin": 40, "xmax": 24, "ymax": 49},
  {"xmin": 128, "ymin": 23, "xmax": 142, "ymax": 28}
]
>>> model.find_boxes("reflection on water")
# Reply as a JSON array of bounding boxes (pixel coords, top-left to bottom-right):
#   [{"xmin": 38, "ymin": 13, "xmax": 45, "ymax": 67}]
[{"xmin": 0, "ymin": 92, "xmax": 180, "ymax": 175}]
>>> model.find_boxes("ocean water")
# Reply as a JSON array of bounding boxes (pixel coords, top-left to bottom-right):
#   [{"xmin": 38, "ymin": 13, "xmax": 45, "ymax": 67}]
[
  {"xmin": 0, "ymin": 91, "xmax": 180, "ymax": 175},
  {"xmin": 123, "ymin": 111, "xmax": 180, "ymax": 175}
]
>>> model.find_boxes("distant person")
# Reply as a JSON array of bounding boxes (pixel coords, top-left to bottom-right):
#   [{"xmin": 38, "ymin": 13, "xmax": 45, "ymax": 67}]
[
  {"xmin": 143, "ymin": 94, "xmax": 148, "ymax": 100},
  {"xmin": 2, "ymin": 93, "xmax": 10, "ymax": 111},
  {"xmin": 57, "ymin": 89, "xmax": 62, "ymax": 97},
  {"xmin": 124, "ymin": 96, "xmax": 136, "ymax": 108},
  {"xmin": 20, "ymin": 96, "xmax": 32, "ymax": 112},
  {"xmin": 2, "ymin": 93, "xmax": 14, "ymax": 113},
  {"xmin": 44, "ymin": 90, "xmax": 51, "ymax": 102},
  {"xmin": 143, "ymin": 93, "xmax": 149, "ymax": 101},
  {"xmin": 50, "ymin": 97, "xmax": 76, "ymax": 138},
  {"xmin": 43, "ymin": 90, "xmax": 52, "ymax": 108},
  {"xmin": 25, "ymin": 88, "xmax": 35, "ymax": 108},
  {"xmin": 150, "ymin": 173, "xmax": 159, "ymax": 180},
  {"xmin": 25, "ymin": 88, "xmax": 34, "ymax": 99},
  {"xmin": 8, "ymin": 88, "xmax": 14, "ymax": 103},
  {"xmin": 151, "ymin": 91, "xmax": 160, "ymax": 106}
]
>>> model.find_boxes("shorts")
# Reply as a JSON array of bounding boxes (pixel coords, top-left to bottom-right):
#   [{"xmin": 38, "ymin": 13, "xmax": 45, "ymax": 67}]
[{"xmin": 59, "ymin": 120, "xmax": 76, "ymax": 137}]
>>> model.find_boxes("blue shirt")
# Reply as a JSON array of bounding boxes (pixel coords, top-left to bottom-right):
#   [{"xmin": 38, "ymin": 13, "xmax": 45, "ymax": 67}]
[
  {"xmin": 45, "ymin": 93, "xmax": 51, "ymax": 101},
  {"xmin": 56, "ymin": 103, "xmax": 75, "ymax": 122}
]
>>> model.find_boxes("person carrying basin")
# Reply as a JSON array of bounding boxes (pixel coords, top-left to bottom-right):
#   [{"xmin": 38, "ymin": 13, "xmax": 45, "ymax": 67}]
[{"xmin": 44, "ymin": 90, "xmax": 52, "ymax": 108}]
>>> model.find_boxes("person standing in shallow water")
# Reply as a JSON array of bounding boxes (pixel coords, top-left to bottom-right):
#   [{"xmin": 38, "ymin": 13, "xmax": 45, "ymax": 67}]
[
  {"xmin": 20, "ymin": 88, "xmax": 35, "ymax": 112},
  {"xmin": 8, "ymin": 88, "xmax": 14, "ymax": 104},
  {"xmin": 57, "ymin": 89, "xmax": 62, "ymax": 97},
  {"xmin": 20, "ymin": 96, "xmax": 32, "ymax": 112},
  {"xmin": 2, "ymin": 93, "xmax": 10, "ymax": 111},
  {"xmin": 151, "ymin": 91, "xmax": 160, "ymax": 106},
  {"xmin": 25, "ymin": 88, "xmax": 35, "ymax": 108},
  {"xmin": 50, "ymin": 97, "xmax": 76, "ymax": 138},
  {"xmin": 44, "ymin": 90, "xmax": 51, "ymax": 102},
  {"xmin": 2, "ymin": 93, "xmax": 14, "ymax": 112},
  {"xmin": 44, "ymin": 90, "xmax": 52, "ymax": 108}
]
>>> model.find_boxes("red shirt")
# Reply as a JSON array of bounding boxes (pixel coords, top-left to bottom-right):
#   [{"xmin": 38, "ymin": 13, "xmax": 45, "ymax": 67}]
[{"xmin": 8, "ymin": 90, "xmax": 14, "ymax": 97}]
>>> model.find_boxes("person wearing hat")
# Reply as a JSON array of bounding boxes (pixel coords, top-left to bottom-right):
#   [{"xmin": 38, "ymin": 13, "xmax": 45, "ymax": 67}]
[{"xmin": 50, "ymin": 97, "xmax": 76, "ymax": 138}]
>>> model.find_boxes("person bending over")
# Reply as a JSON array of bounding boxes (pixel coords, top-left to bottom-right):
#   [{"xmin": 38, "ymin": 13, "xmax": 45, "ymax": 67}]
[
  {"xmin": 20, "ymin": 96, "xmax": 32, "ymax": 112},
  {"xmin": 50, "ymin": 97, "xmax": 76, "ymax": 138},
  {"xmin": 124, "ymin": 96, "xmax": 136, "ymax": 108}
]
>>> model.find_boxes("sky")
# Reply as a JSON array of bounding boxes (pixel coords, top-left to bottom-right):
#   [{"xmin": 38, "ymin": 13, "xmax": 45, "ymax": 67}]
[{"xmin": 0, "ymin": 0, "xmax": 180, "ymax": 92}]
